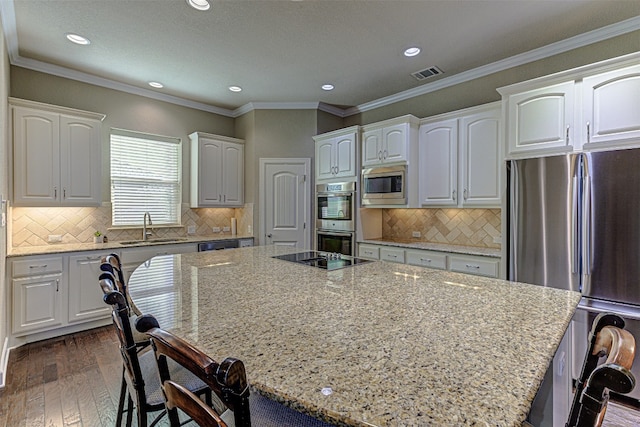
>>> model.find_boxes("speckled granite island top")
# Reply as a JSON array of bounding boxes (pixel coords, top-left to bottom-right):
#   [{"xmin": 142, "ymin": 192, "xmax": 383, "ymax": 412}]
[{"xmin": 128, "ymin": 246, "xmax": 580, "ymax": 427}]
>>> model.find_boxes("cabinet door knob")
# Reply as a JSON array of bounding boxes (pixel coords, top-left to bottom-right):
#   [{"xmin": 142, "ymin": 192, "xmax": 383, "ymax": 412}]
[{"xmin": 267, "ymin": 234, "xmax": 272, "ymax": 238}]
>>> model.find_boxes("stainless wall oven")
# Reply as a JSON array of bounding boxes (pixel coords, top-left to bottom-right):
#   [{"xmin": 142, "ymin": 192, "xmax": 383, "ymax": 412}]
[{"xmin": 316, "ymin": 182, "xmax": 356, "ymax": 256}]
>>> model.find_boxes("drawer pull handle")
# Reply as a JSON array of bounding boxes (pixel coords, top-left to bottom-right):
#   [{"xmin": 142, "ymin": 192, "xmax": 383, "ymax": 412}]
[
  {"xmin": 465, "ymin": 264, "xmax": 481, "ymax": 269},
  {"xmin": 29, "ymin": 264, "xmax": 48, "ymax": 269},
  {"xmin": 421, "ymin": 258, "xmax": 432, "ymax": 263}
]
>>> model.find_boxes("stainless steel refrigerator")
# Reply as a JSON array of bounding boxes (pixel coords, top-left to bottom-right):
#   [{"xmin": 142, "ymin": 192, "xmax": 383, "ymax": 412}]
[{"xmin": 508, "ymin": 149, "xmax": 640, "ymax": 425}]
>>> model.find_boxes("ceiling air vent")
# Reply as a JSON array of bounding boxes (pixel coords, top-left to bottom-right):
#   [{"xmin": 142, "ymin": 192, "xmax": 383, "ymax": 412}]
[{"xmin": 411, "ymin": 66, "xmax": 443, "ymax": 81}]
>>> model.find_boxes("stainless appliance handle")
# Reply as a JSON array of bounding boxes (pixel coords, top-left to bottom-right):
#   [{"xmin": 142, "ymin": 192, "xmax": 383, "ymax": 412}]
[
  {"xmin": 509, "ymin": 160, "xmax": 519, "ymax": 280},
  {"xmin": 584, "ymin": 170, "xmax": 592, "ymax": 275},
  {"xmin": 578, "ymin": 304, "xmax": 640, "ymax": 321},
  {"xmin": 570, "ymin": 156, "xmax": 579, "ymax": 274},
  {"xmin": 317, "ymin": 230, "xmax": 353, "ymax": 238}
]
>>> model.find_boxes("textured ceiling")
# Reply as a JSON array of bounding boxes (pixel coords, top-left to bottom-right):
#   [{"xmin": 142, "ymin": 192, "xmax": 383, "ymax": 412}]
[{"xmin": 6, "ymin": 0, "xmax": 640, "ymax": 113}]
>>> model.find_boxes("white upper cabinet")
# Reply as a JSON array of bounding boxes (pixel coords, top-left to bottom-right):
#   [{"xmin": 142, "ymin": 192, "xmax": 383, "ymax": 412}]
[
  {"xmin": 582, "ymin": 64, "xmax": 640, "ymax": 148},
  {"xmin": 190, "ymin": 132, "xmax": 244, "ymax": 207},
  {"xmin": 419, "ymin": 118, "xmax": 458, "ymax": 206},
  {"xmin": 361, "ymin": 116, "xmax": 419, "ymax": 167},
  {"xmin": 500, "ymin": 54, "xmax": 640, "ymax": 158},
  {"xmin": 313, "ymin": 126, "xmax": 358, "ymax": 182},
  {"xmin": 11, "ymin": 98, "xmax": 104, "ymax": 207},
  {"xmin": 419, "ymin": 104, "xmax": 502, "ymax": 208},
  {"xmin": 505, "ymin": 81, "xmax": 575, "ymax": 157}
]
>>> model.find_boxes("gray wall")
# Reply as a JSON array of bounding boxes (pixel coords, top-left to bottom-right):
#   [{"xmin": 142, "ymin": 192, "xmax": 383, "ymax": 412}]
[
  {"xmin": 344, "ymin": 30, "xmax": 640, "ymax": 126},
  {"xmin": 10, "ymin": 67, "xmax": 235, "ymax": 203},
  {"xmin": 236, "ymin": 109, "xmax": 318, "ymax": 244}
]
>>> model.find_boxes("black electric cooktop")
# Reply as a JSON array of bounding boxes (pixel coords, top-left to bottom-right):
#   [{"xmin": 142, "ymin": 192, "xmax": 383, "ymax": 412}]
[{"xmin": 272, "ymin": 251, "xmax": 372, "ymax": 271}]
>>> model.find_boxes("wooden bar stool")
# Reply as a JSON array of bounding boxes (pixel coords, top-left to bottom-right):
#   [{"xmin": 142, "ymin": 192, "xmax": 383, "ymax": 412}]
[{"xmin": 566, "ymin": 313, "xmax": 636, "ymax": 427}]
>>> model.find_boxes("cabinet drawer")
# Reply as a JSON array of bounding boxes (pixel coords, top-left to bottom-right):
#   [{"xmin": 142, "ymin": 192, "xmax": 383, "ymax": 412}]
[
  {"xmin": 358, "ymin": 244, "xmax": 380, "ymax": 260},
  {"xmin": 449, "ymin": 255, "xmax": 499, "ymax": 278},
  {"xmin": 12, "ymin": 256, "xmax": 64, "ymax": 277},
  {"xmin": 406, "ymin": 250, "xmax": 447, "ymax": 270},
  {"xmin": 380, "ymin": 247, "xmax": 405, "ymax": 263}
]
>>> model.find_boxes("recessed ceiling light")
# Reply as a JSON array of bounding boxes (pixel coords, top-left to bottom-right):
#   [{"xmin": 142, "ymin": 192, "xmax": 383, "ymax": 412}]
[
  {"xmin": 321, "ymin": 84, "xmax": 334, "ymax": 91},
  {"xmin": 66, "ymin": 33, "xmax": 90, "ymax": 45},
  {"xmin": 148, "ymin": 81, "xmax": 164, "ymax": 88},
  {"xmin": 404, "ymin": 47, "xmax": 421, "ymax": 57},
  {"xmin": 187, "ymin": 0, "xmax": 210, "ymax": 11},
  {"xmin": 229, "ymin": 86, "xmax": 242, "ymax": 92}
]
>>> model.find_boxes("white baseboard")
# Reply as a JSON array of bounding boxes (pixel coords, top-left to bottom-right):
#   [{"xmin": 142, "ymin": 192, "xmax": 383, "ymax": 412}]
[{"xmin": 0, "ymin": 337, "xmax": 9, "ymax": 388}]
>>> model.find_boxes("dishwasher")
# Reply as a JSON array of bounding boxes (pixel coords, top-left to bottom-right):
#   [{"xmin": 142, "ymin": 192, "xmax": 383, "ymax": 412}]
[{"xmin": 197, "ymin": 239, "xmax": 239, "ymax": 251}]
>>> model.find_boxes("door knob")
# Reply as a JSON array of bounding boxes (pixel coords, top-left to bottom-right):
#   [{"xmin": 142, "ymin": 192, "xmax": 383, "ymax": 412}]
[{"xmin": 267, "ymin": 234, "xmax": 272, "ymax": 238}]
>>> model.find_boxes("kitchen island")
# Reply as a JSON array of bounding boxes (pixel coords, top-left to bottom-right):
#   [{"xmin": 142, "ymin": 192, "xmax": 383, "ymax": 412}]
[{"xmin": 128, "ymin": 245, "xmax": 581, "ymax": 426}]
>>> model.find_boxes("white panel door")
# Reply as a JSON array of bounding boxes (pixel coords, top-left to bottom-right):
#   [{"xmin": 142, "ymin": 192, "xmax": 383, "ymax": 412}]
[
  {"xmin": 60, "ymin": 115, "xmax": 102, "ymax": 205},
  {"xmin": 261, "ymin": 159, "xmax": 310, "ymax": 248},
  {"xmin": 460, "ymin": 108, "xmax": 501, "ymax": 206},
  {"xmin": 383, "ymin": 123, "xmax": 408, "ymax": 163},
  {"xmin": 582, "ymin": 64, "xmax": 640, "ymax": 146},
  {"xmin": 198, "ymin": 138, "xmax": 223, "ymax": 205},
  {"xmin": 419, "ymin": 119, "xmax": 458, "ymax": 206},
  {"xmin": 222, "ymin": 142, "xmax": 244, "ymax": 205},
  {"xmin": 334, "ymin": 134, "xmax": 356, "ymax": 178},
  {"xmin": 315, "ymin": 139, "xmax": 335, "ymax": 180},
  {"xmin": 362, "ymin": 129, "xmax": 382, "ymax": 167},
  {"xmin": 12, "ymin": 107, "xmax": 60, "ymax": 204},
  {"xmin": 507, "ymin": 81, "xmax": 575, "ymax": 155},
  {"xmin": 68, "ymin": 254, "xmax": 112, "ymax": 323}
]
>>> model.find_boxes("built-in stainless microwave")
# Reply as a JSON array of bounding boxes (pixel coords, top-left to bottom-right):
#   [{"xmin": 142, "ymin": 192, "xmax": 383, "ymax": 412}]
[{"xmin": 361, "ymin": 165, "xmax": 406, "ymax": 206}]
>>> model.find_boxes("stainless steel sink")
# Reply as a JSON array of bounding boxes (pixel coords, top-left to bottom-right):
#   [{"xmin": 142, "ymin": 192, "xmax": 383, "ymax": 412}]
[{"xmin": 118, "ymin": 238, "xmax": 189, "ymax": 245}]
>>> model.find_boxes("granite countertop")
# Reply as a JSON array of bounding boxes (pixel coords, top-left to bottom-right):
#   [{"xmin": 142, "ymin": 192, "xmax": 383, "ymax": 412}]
[
  {"xmin": 7, "ymin": 234, "xmax": 254, "ymax": 257},
  {"xmin": 359, "ymin": 238, "xmax": 502, "ymax": 258},
  {"xmin": 128, "ymin": 245, "xmax": 580, "ymax": 427}
]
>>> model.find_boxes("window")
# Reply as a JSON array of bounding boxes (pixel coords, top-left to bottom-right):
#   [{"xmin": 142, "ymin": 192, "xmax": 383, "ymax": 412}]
[{"xmin": 110, "ymin": 129, "xmax": 181, "ymax": 227}]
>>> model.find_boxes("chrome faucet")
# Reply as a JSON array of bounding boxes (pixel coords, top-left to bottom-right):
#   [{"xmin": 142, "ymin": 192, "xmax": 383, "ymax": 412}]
[{"xmin": 143, "ymin": 212, "xmax": 153, "ymax": 241}]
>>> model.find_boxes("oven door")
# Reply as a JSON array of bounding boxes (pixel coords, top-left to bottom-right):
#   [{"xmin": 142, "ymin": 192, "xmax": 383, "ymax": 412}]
[
  {"xmin": 316, "ymin": 192, "xmax": 354, "ymax": 231},
  {"xmin": 316, "ymin": 230, "xmax": 354, "ymax": 256}
]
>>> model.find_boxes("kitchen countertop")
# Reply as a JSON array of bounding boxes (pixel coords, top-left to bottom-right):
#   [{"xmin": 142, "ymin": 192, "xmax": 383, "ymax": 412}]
[
  {"xmin": 128, "ymin": 245, "xmax": 580, "ymax": 427},
  {"xmin": 359, "ymin": 238, "xmax": 501, "ymax": 258},
  {"xmin": 7, "ymin": 234, "xmax": 254, "ymax": 257}
]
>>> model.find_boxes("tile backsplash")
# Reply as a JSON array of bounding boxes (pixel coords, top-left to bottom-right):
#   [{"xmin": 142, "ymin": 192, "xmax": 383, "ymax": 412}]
[
  {"xmin": 382, "ymin": 208, "xmax": 501, "ymax": 248},
  {"xmin": 10, "ymin": 203, "xmax": 253, "ymax": 248}
]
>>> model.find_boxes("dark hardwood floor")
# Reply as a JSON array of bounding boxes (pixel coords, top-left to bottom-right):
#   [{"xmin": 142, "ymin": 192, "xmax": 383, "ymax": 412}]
[
  {"xmin": 0, "ymin": 326, "xmax": 178, "ymax": 427},
  {"xmin": 1, "ymin": 326, "xmax": 639, "ymax": 427}
]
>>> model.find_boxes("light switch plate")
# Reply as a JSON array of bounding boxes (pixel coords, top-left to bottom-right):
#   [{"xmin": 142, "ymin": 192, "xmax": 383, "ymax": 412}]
[
  {"xmin": 493, "ymin": 236, "xmax": 501, "ymax": 243},
  {"xmin": 212, "ymin": 226, "xmax": 221, "ymax": 232},
  {"xmin": 187, "ymin": 225, "xmax": 196, "ymax": 234},
  {"xmin": 223, "ymin": 226, "xmax": 230, "ymax": 232},
  {"xmin": 48, "ymin": 234, "xmax": 62, "ymax": 243},
  {"xmin": 412, "ymin": 231, "xmax": 421, "ymax": 238}
]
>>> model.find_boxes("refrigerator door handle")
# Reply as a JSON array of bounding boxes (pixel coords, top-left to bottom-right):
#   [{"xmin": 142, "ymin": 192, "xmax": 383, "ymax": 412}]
[
  {"xmin": 582, "ymin": 158, "xmax": 593, "ymax": 296},
  {"xmin": 509, "ymin": 160, "xmax": 519, "ymax": 280},
  {"xmin": 571, "ymin": 173, "xmax": 579, "ymax": 274}
]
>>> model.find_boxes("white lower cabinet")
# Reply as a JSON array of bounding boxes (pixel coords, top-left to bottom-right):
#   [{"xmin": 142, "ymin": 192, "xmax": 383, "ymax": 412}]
[
  {"xmin": 448, "ymin": 254, "xmax": 500, "ymax": 278},
  {"xmin": 380, "ymin": 247, "xmax": 405, "ymax": 263},
  {"xmin": 68, "ymin": 253, "xmax": 113, "ymax": 324},
  {"xmin": 11, "ymin": 256, "xmax": 65, "ymax": 336},
  {"xmin": 405, "ymin": 250, "xmax": 447, "ymax": 270},
  {"xmin": 9, "ymin": 242, "xmax": 201, "ymax": 341},
  {"xmin": 359, "ymin": 243, "xmax": 500, "ymax": 278},
  {"xmin": 358, "ymin": 244, "xmax": 380, "ymax": 260}
]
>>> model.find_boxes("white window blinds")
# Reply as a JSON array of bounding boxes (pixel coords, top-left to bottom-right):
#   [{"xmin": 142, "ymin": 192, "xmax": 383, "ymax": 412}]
[{"xmin": 110, "ymin": 129, "xmax": 181, "ymax": 227}]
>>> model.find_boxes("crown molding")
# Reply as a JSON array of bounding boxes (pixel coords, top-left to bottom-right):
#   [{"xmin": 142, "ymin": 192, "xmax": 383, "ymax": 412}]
[
  {"xmin": 344, "ymin": 15, "xmax": 640, "ymax": 117},
  {"xmin": 1, "ymin": 0, "xmax": 637, "ymax": 120}
]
